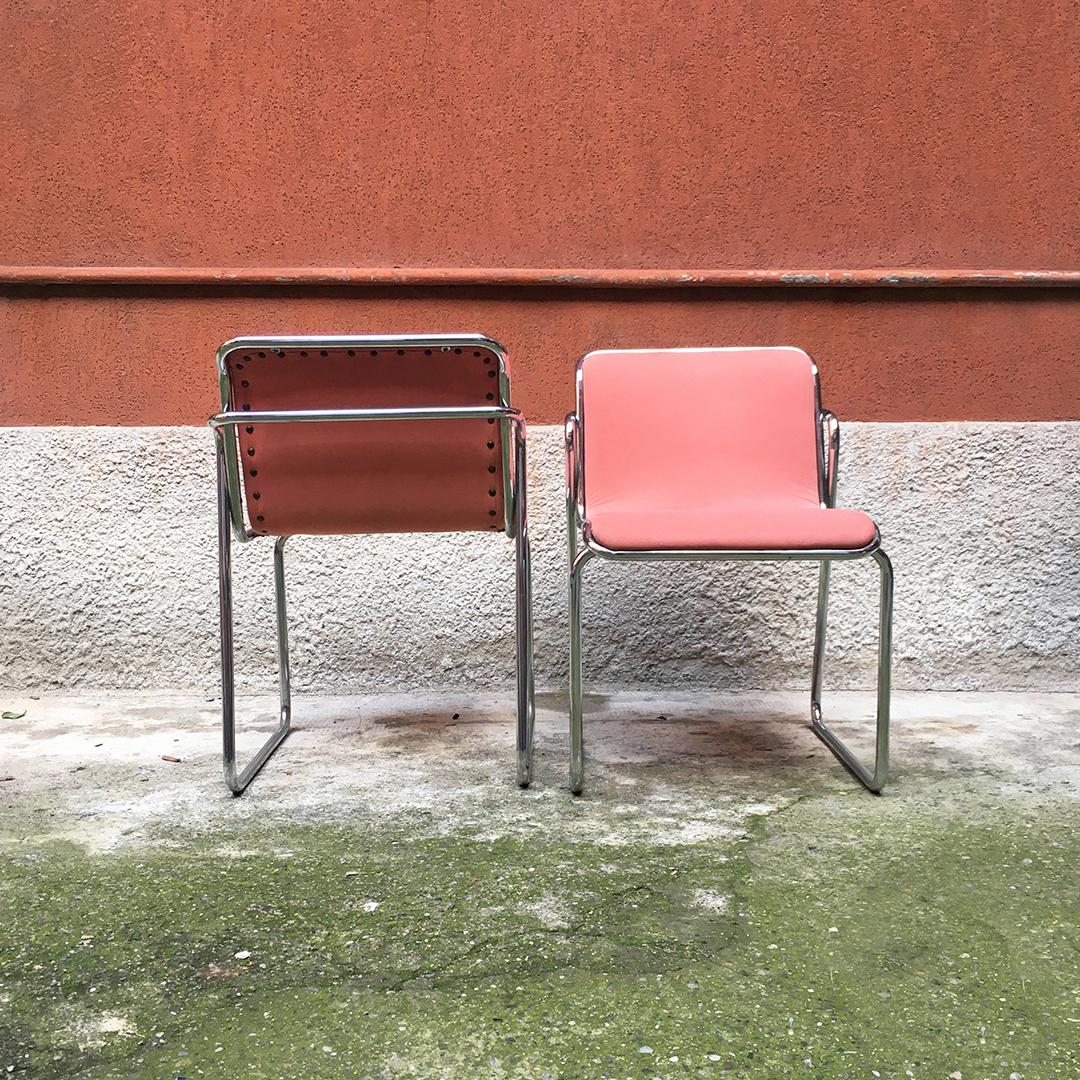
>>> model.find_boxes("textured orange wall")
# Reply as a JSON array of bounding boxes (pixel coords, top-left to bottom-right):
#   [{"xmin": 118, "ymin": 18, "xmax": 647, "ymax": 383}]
[{"xmin": 2, "ymin": 0, "xmax": 1078, "ymax": 423}]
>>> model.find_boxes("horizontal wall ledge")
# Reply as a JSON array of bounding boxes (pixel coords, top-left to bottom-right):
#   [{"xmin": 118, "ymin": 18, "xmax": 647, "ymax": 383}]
[{"xmin": 3, "ymin": 265, "xmax": 1080, "ymax": 289}]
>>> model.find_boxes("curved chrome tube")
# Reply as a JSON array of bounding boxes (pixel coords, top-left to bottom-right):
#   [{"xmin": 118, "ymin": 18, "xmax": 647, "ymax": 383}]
[
  {"xmin": 513, "ymin": 420, "xmax": 536, "ymax": 787},
  {"xmin": 218, "ymin": 433, "xmax": 292, "ymax": 794},
  {"xmin": 811, "ymin": 546, "xmax": 893, "ymax": 792}
]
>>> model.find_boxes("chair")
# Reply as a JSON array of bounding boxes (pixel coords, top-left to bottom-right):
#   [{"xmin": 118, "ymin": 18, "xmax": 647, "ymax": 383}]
[
  {"xmin": 210, "ymin": 334, "xmax": 534, "ymax": 794},
  {"xmin": 563, "ymin": 346, "xmax": 893, "ymax": 793}
]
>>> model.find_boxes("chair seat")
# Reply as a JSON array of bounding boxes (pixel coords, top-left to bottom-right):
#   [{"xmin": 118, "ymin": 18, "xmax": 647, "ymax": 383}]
[{"xmin": 585, "ymin": 498, "xmax": 879, "ymax": 552}]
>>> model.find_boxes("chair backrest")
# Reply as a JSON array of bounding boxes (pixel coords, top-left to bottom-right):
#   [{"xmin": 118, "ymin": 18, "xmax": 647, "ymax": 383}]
[
  {"xmin": 577, "ymin": 346, "xmax": 825, "ymax": 516},
  {"xmin": 218, "ymin": 335, "xmax": 511, "ymax": 536}
]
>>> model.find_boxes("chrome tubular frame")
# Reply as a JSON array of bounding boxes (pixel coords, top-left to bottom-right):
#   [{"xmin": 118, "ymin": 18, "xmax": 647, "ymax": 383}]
[
  {"xmin": 512, "ymin": 419, "xmax": 536, "ymax": 785},
  {"xmin": 810, "ymin": 409, "xmax": 893, "ymax": 792},
  {"xmin": 211, "ymin": 334, "xmax": 535, "ymax": 795},
  {"xmin": 217, "ymin": 429, "xmax": 292, "ymax": 793},
  {"xmin": 564, "ymin": 351, "xmax": 894, "ymax": 795}
]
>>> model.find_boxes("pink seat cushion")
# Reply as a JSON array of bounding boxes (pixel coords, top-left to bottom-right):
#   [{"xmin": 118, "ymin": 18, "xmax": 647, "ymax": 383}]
[
  {"xmin": 586, "ymin": 502, "xmax": 878, "ymax": 552},
  {"xmin": 579, "ymin": 347, "xmax": 879, "ymax": 553}
]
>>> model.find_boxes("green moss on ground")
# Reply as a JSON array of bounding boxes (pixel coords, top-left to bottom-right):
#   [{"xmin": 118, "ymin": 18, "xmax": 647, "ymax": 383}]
[{"xmin": 1, "ymin": 792, "xmax": 1077, "ymax": 1078}]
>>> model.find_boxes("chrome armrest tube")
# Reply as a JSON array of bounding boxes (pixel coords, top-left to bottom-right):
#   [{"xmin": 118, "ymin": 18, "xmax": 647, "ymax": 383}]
[
  {"xmin": 210, "ymin": 405, "xmax": 522, "ymax": 429},
  {"xmin": 564, "ymin": 412, "xmax": 584, "ymax": 526},
  {"xmin": 820, "ymin": 409, "xmax": 840, "ymax": 508}
]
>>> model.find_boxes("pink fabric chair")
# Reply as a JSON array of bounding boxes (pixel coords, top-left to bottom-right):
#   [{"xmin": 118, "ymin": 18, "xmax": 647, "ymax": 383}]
[
  {"xmin": 564, "ymin": 346, "xmax": 893, "ymax": 792},
  {"xmin": 211, "ymin": 335, "xmax": 534, "ymax": 793}
]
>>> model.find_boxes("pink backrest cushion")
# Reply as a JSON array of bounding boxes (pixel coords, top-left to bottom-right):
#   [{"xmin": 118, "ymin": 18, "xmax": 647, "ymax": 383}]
[{"xmin": 579, "ymin": 347, "xmax": 823, "ymax": 515}]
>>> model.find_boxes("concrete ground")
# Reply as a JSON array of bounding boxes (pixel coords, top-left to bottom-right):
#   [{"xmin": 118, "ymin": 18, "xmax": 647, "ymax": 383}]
[{"xmin": 1, "ymin": 691, "xmax": 1078, "ymax": 1079}]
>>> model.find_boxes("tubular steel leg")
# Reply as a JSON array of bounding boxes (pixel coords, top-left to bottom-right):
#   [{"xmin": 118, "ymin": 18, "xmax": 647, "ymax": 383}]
[
  {"xmin": 513, "ymin": 425, "xmax": 536, "ymax": 788},
  {"xmin": 810, "ymin": 548, "xmax": 893, "ymax": 793},
  {"xmin": 568, "ymin": 548, "xmax": 592, "ymax": 795},
  {"xmin": 810, "ymin": 559, "xmax": 832, "ymax": 711},
  {"xmin": 218, "ymin": 437, "xmax": 292, "ymax": 795}
]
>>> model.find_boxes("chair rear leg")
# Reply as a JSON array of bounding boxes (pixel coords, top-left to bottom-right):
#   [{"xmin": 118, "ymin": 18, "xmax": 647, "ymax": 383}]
[
  {"xmin": 810, "ymin": 548, "xmax": 893, "ymax": 793},
  {"xmin": 514, "ymin": 526, "xmax": 535, "ymax": 787},
  {"xmin": 272, "ymin": 535, "xmax": 293, "ymax": 731},
  {"xmin": 513, "ymin": 427, "xmax": 536, "ymax": 788},
  {"xmin": 218, "ymin": 439, "xmax": 292, "ymax": 795}
]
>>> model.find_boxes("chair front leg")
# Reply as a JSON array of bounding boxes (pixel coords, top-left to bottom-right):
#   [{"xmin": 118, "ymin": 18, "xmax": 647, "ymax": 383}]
[
  {"xmin": 564, "ymin": 414, "xmax": 592, "ymax": 795},
  {"xmin": 568, "ymin": 547, "xmax": 592, "ymax": 795},
  {"xmin": 512, "ymin": 422, "xmax": 536, "ymax": 788},
  {"xmin": 810, "ymin": 547, "xmax": 894, "ymax": 793},
  {"xmin": 218, "ymin": 438, "xmax": 293, "ymax": 795}
]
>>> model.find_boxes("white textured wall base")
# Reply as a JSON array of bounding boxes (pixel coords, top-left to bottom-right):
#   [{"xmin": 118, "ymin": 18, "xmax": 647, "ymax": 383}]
[{"xmin": 1, "ymin": 424, "xmax": 1078, "ymax": 693}]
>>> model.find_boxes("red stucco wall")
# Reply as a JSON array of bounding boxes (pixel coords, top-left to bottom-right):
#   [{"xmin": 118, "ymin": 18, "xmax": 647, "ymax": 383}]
[{"xmin": 3, "ymin": 1, "xmax": 1078, "ymax": 423}]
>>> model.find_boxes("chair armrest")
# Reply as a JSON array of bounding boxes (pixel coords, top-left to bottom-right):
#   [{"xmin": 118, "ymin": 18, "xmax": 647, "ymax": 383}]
[
  {"xmin": 565, "ymin": 412, "xmax": 584, "ymax": 523},
  {"xmin": 821, "ymin": 410, "xmax": 840, "ymax": 507},
  {"xmin": 210, "ymin": 405, "xmax": 522, "ymax": 429}
]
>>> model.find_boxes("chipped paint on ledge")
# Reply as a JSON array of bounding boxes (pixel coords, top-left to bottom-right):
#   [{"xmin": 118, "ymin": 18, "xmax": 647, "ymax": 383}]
[{"xmin": 3, "ymin": 265, "xmax": 1080, "ymax": 289}]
